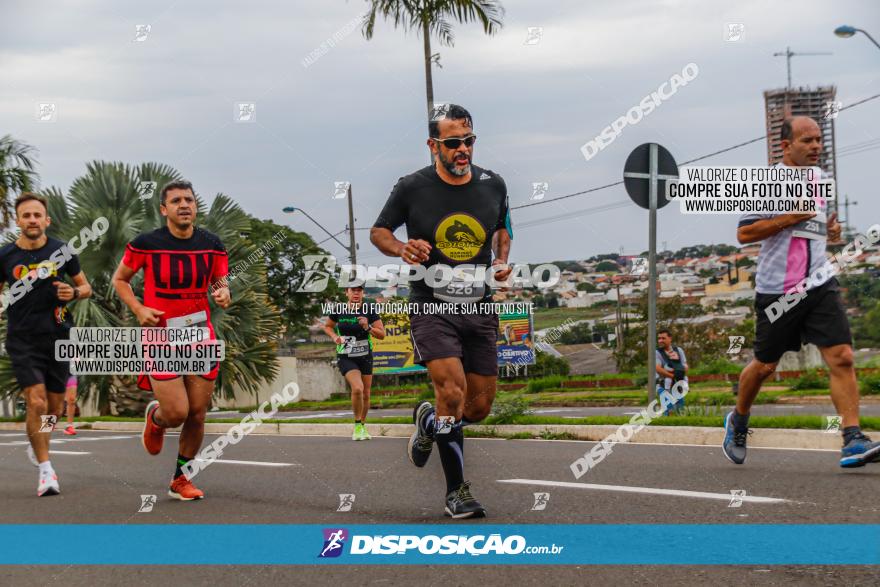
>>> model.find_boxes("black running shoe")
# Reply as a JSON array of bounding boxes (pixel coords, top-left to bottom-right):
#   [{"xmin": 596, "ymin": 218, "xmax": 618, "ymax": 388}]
[
  {"xmin": 445, "ymin": 481, "xmax": 486, "ymax": 519},
  {"xmin": 408, "ymin": 401, "xmax": 434, "ymax": 468}
]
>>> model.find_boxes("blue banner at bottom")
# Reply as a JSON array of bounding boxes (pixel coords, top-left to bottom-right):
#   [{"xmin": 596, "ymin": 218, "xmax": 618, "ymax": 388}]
[{"xmin": 0, "ymin": 525, "xmax": 877, "ymax": 565}]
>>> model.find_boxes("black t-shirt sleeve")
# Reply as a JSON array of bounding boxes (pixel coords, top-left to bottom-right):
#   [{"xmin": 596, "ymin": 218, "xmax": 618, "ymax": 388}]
[
  {"xmin": 368, "ymin": 312, "xmax": 380, "ymax": 324},
  {"xmin": 373, "ymin": 177, "xmax": 409, "ymax": 231},
  {"xmin": 65, "ymin": 252, "xmax": 82, "ymax": 277},
  {"xmin": 327, "ymin": 314, "xmax": 338, "ymax": 322},
  {"xmin": 492, "ymin": 175, "xmax": 512, "ymax": 237}
]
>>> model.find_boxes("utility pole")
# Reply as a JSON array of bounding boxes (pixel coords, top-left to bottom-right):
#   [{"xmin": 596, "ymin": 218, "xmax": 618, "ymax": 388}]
[
  {"xmin": 772, "ymin": 47, "xmax": 832, "ymax": 90},
  {"xmin": 843, "ymin": 194, "xmax": 858, "ymax": 238},
  {"xmin": 346, "ymin": 183, "xmax": 357, "ymax": 264}
]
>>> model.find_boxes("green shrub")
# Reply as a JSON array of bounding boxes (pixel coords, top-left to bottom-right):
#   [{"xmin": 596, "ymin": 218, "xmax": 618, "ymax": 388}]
[
  {"xmin": 417, "ymin": 387, "xmax": 434, "ymax": 401},
  {"xmin": 859, "ymin": 374, "xmax": 880, "ymax": 395},
  {"xmin": 526, "ymin": 375, "xmax": 566, "ymax": 393},
  {"xmin": 491, "ymin": 396, "xmax": 533, "ymax": 424},
  {"xmin": 690, "ymin": 357, "xmax": 742, "ymax": 375},
  {"xmin": 789, "ymin": 369, "xmax": 829, "ymax": 391}
]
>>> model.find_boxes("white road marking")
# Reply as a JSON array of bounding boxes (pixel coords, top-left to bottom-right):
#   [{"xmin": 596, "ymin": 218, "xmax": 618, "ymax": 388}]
[
  {"xmin": 47, "ymin": 450, "xmax": 91, "ymax": 455},
  {"xmin": 194, "ymin": 458, "xmax": 299, "ymax": 467},
  {"xmin": 498, "ymin": 478, "xmax": 790, "ymax": 503},
  {"xmin": 0, "ymin": 435, "xmax": 135, "ymax": 447},
  {"xmin": 0, "ymin": 433, "xmax": 25, "ymax": 437}
]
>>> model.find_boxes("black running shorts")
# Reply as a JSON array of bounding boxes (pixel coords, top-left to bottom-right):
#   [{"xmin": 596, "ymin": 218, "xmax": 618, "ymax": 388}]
[
  {"xmin": 337, "ymin": 353, "xmax": 373, "ymax": 376},
  {"xmin": 5, "ymin": 333, "xmax": 70, "ymax": 393},
  {"xmin": 753, "ymin": 277, "xmax": 852, "ymax": 364},
  {"xmin": 409, "ymin": 310, "xmax": 499, "ymax": 376}
]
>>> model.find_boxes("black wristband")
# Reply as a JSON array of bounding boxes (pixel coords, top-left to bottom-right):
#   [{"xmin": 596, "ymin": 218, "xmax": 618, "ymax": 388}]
[{"xmin": 72, "ymin": 287, "xmax": 80, "ymax": 299}]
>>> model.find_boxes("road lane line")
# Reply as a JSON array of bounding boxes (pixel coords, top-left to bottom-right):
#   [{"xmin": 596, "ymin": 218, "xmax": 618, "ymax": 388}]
[
  {"xmin": 498, "ymin": 478, "xmax": 790, "ymax": 503},
  {"xmin": 195, "ymin": 458, "xmax": 299, "ymax": 467}
]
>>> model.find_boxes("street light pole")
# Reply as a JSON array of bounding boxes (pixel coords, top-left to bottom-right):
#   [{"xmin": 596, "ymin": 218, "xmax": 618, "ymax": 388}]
[
  {"xmin": 835, "ymin": 25, "xmax": 880, "ymax": 50},
  {"xmin": 281, "ymin": 206, "xmax": 350, "ymax": 255}
]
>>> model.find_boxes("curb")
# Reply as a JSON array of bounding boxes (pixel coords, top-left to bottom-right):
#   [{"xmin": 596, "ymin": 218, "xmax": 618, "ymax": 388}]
[{"xmin": 5, "ymin": 421, "xmax": 839, "ymax": 451}]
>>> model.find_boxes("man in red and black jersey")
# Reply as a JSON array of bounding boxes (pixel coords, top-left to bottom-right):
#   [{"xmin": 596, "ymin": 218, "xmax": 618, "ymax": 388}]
[{"xmin": 112, "ymin": 180, "xmax": 230, "ymax": 501}]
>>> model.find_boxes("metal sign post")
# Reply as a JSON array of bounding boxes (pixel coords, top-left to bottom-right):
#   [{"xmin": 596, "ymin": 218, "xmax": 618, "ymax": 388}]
[{"xmin": 622, "ymin": 143, "xmax": 678, "ymax": 402}]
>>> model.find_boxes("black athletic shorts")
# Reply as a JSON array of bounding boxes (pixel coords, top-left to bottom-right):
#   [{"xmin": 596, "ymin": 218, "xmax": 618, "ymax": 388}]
[
  {"xmin": 337, "ymin": 353, "xmax": 373, "ymax": 376},
  {"xmin": 753, "ymin": 277, "xmax": 852, "ymax": 364},
  {"xmin": 409, "ymin": 310, "xmax": 499, "ymax": 376},
  {"xmin": 5, "ymin": 332, "xmax": 70, "ymax": 393}
]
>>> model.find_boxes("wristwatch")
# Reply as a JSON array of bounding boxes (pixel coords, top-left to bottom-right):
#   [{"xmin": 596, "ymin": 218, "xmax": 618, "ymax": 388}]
[{"xmin": 72, "ymin": 287, "xmax": 80, "ymax": 300}]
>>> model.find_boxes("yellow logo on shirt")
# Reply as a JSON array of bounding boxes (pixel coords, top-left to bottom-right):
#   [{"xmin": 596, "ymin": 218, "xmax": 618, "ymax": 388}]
[
  {"xmin": 434, "ymin": 213, "xmax": 486, "ymax": 261},
  {"xmin": 12, "ymin": 262, "xmax": 58, "ymax": 280}
]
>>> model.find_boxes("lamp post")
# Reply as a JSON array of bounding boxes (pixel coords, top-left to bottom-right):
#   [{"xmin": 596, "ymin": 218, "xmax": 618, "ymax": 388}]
[
  {"xmin": 834, "ymin": 25, "xmax": 880, "ymax": 50},
  {"xmin": 281, "ymin": 206, "xmax": 351, "ymax": 260}
]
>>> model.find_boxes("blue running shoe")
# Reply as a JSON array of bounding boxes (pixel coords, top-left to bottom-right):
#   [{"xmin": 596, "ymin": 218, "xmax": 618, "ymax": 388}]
[
  {"xmin": 840, "ymin": 432, "xmax": 880, "ymax": 468},
  {"xmin": 722, "ymin": 411, "xmax": 750, "ymax": 465}
]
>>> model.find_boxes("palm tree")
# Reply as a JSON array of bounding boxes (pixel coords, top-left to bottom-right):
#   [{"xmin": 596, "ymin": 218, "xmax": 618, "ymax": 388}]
[
  {"xmin": 0, "ymin": 135, "xmax": 39, "ymax": 226},
  {"xmin": 0, "ymin": 161, "xmax": 282, "ymax": 415},
  {"xmin": 361, "ymin": 1, "xmax": 504, "ymax": 120}
]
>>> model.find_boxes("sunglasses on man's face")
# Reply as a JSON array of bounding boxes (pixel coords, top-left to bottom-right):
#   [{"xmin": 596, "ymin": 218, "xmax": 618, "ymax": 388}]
[{"xmin": 432, "ymin": 135, "xmax": 477, "ymax": 149}]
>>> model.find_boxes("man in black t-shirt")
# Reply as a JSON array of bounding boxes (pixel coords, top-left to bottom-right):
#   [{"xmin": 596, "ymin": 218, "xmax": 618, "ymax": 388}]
[
  {"xmin": 323, "ymin": 285, "xmax": 384, "ymax": 441},
  {"xmin": 0, "ymin": 193, "xmax": 93, "ymax": 497},
  {"xmin": 371, "ymin": 104, "xmax": 512, "ymax": 519}
]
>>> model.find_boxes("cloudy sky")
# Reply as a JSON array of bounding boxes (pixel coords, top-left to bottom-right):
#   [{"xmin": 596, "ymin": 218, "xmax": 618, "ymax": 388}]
[{"xmin": 2, "ymin": 0, "xmax": 878, "ymax": 264}]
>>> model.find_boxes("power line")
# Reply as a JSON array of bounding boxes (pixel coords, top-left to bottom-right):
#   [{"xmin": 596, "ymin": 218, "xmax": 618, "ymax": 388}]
[{"xmin": 510, "ymin": 92, "xmax": 880, "ymax": 212}]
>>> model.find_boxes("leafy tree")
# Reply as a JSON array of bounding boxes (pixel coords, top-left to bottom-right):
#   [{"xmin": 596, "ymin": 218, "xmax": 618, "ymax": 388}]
[
  {"xmin": 595, "ymin": 260, "xmax": 619, "ymax": 272},
  {"xmin": 244, "ymin": 218, "xmax": 338, "ymax": 341},
  {"xmin": 576, "ymin": 282, "xmax": 597, "ymax": 292},
  {"xmin": 361, "ymin": 0, "xmax": 504, "ymax": 119},
  {"xmin": 0, "ymin": 135, "xmax": 39, "ymax": 226}
]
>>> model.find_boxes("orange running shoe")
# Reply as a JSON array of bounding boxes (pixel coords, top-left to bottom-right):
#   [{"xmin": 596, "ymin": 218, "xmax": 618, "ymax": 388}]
[
  {"xmin": 141, "ymin": 400, "xmax": 165, "ymax": 456},
  {"xmin": 168, "ymin": 475, "xmax": 205, "ymax": 500}
]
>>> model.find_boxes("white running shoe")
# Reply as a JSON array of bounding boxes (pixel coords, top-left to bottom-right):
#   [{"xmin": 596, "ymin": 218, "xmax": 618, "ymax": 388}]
[{"xmin": 37, "ymin": 471, "xmax": 60, "ymax": 497}]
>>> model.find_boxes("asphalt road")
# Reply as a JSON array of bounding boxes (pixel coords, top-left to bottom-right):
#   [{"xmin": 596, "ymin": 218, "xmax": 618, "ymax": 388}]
[
  {"xmin": 206, "ymin": 402, "xmax": 880, "ymax": 421},
  {"xmin": 1, "ymin": 431, "xmax": 878, "ymax": 585}
]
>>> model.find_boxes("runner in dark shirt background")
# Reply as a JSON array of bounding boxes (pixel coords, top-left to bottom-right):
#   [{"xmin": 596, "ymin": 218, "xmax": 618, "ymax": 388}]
[
  {"xmin": 323, "ymin": 285, "xmax": 385, "ymax": 441},
  {"xmin": 0, "ymin": 193, "xmax": 93, "ymax": 497}
]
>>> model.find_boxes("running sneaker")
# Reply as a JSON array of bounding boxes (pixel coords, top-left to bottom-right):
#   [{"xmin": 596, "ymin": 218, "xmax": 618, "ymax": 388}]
[
  {"xmin": 37, "ymin": 472, "xmax": 60, "ymax": 497},
  {"xmin": 722, "ymin": 411, "xmax": 750, "ymax": 465},
  {"xmin": 26, "ymin": 444, "xmax": 38, "ymax": 467},
  {"xmin": 63, "ymin": 425, "xmax": 76, "ymax": 436},
  {"xmin": 840, "ymin": 432, "xmax": 880, "ymax": 468},
  {"xmin": 408, "ymin": 401, "xmax": 434, "ymax": 467},
  {"xmin": 444, "ymin": 481, "xmax": 486, "ymax": 519},
  {"xmin": 142, "ymin": 400, "xmax": 165, "ymax": 456},
  {"xmin": 360, "ymin": 425, "xmax": 372, "ymax": 441},
  {"xmin": 168, "ymin": 475, "xmax": 205, "ymax": 500},
  {"xmin": 352, "ymin": 423, "xmax": 364, "ymax": 441}
]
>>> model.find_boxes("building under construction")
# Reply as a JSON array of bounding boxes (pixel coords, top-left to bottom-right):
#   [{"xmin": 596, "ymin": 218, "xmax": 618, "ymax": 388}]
[{"xmin": 763, "ymin": 85, "xmax": 838, "ymax": 214}]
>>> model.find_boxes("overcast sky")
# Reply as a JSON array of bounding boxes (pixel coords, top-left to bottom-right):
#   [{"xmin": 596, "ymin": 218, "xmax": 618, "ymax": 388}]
[{"xmin": 2, "ymin": 0, "xmax": 878, "ymax": 265}]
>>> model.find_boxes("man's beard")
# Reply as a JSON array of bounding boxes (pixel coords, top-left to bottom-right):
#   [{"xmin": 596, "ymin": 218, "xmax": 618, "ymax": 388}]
[{"xmin": 438, "ymin": 151, "xmax": 471, "ymax": 177}]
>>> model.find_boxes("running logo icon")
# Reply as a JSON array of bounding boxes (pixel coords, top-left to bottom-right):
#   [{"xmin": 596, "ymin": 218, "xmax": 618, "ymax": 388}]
[
  {"xmin": 823, "ymin": 101, "xmax": 842, "ymax": 121},
  {"xmin": 430, "ymin": 103, "xmax": 450, "ymax": 121},
  {"xmin": 727, "ymin": 336, "xmax": 745, "ymax": 355},
  {"xmin": 319, "ymin": 528, "xmax": 348, "ymax": 558},
  {"xmin": 333, "ymin": 181, "xmax": 350, "ymax": 200},
  {"xmin": 337, "ymin": 494, "xmax": 355, "ymax": 512},
  {"xmin": 298, "ymin": 255, "xmax": 337, "ymax": 292},
  {"xmin": 728, "ymin": 489, "xmax": 746, "ymax": 508},
  {"xmin": 531, "ymin": 492, "xmax": 550, "ymax": 511},
  {"xmin": 236, "ymin": 102, "xmax": 256, "ymax": 122},
  {"xmin": 138, "ymin": 494, "xmax": 157, "ymax": 513},
  {"xmin": 524, "ymin": 27, "xmax": 543, "ymax": 45},
  {"xmin": 630, "ymin": 257, "xmax": 648, "ymax": 276},
  {"xmin": 725, "ymin": 23, "xmax": 744, "ymax": 42},
  {"xmin": 36, "ymin": 103, "xmax": 57, "ymax": 122},
  {"xmin": 39, "ymin": 415, "xmax": 57, "ymax": 433},
  {"xmin": 824, "ymin": 415, "xmax": 842, "ymax": 434},
  {"xmin": 137, "ymin": 181, "xmax": 157, "ymax": 201},
  {"xmin": 531, "ymin": 182, "xmax": 549, "ymax": 201},
  {"xmin": 134, "ymin": 24, "xmax": 151, "ymax": 42}
]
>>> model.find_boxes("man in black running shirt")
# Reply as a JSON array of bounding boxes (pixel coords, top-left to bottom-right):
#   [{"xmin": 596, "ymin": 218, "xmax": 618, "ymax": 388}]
[
  {"xmin": 371, "ymin": 104, "xmax": 512, "ymax": 518},
  {"xmin": 0, "ymin": 193, "xmax": 93, "ymax": 497}
]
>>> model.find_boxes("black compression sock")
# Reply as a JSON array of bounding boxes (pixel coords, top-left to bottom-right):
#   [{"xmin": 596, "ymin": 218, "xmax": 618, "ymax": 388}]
[
  {"xmin": 435, "ymin": 420, "xmax": 465, "ymax": 494},
  {"xmin": 174, "ymin": 454, "xmax": 191, "ymax": 479}
]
